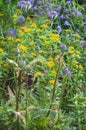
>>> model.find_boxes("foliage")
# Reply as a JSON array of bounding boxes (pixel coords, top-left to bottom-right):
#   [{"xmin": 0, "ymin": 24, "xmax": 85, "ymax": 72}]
[{"xmin": 0, "ymin": 0, "xmax": 86, "ymax": 130}]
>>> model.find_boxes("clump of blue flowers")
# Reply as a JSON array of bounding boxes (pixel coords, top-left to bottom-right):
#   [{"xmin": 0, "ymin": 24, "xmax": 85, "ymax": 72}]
[
  {"xmin": 17, "ymin": 15, "xmax": 25, "ymax": 23},
  {"xmin": 7, "ymin": 28, "xmax": 16, "ymax": 36}
]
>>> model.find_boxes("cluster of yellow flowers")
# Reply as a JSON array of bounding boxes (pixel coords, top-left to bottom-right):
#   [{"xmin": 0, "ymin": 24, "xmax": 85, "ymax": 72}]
[
  {"xmin": 65, "ymin": 29, "xmax": 72, "ymax": 33},
  {"xmin": 49, "ymin": 79, "xmax": 55, "ymax": 84},
  {"xmin": 49, "ymin": 33, "xmax": 60, "ymax": 42},
  {"xmin": 16, "ymin": 38, "xmax": 22, "ymax": 43},
  {"xmin": 47, "ymin": 61, "xmax": 55, "ymax": 68},
  {"xmin": 35, "ymin": 71, "xmax": 42, "ymax": 77},
  {"xmin": 0, "ymin": 48, "xmax": 3, "ymax": 54},
  {"xmin": 18, "ymin": 45, "xmax": 27, "ymax": 51},
  {"xmin": 41, "ymin": 24, "xmax": 48, "ymax": 29}
]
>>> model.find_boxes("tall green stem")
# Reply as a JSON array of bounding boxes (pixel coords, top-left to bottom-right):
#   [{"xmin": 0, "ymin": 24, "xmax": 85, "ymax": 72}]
[
  {"xmin": 47, "ymin": 61, "xmax": 61, "ymax": 117},
  {"xmin": 26, "ymin": 74, "xmax": 28, "ymax": 130}
]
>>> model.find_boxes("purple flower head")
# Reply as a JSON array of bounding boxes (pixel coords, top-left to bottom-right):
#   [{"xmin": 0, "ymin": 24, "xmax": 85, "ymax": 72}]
[
  {"xmin": 77, "ymin": 11, "xmax": 82, "ymax": 17},
  {"xmin": 33, "ymin": 6, "xmax": 38, "ymax": 10},
  {"xmin": 48, "ymin": 12, "xmax": 53, "ymax": 19},
  {"xmin": 65, "ymin": 15, "xmax": 69, "ymax": 19},
  {"xmin": 64, "ymin": 21, "xmax": 70, "ymax": 26},
  {"xmin": 7, "ymin": 28, "xmax": 16, "ymax": 36},
  {"xmin": 67, "ymin": 69, "xmax": 71, "ymax": 76},
  {"xmin": 29, "ymin": 0, "xmax": 35, "ymax": 3},
  {"xmin": 18, "ymin": 15, "xmax": 25, "ymax": 23},
  {"xmin": 38, "ymin": 0, "xmax": 42, "ymax": 5},
  {"xmin": 64, "ymin": 8, "xmax": 69, "ymax": 13},
  {"xmin": 71, "ymin": 12, "xmax": 75, "ymax": 15},
  {"xmin": 72, "ymin": 7, "xmax": 77, "ymax": 13},
  {"xmin": 60, "ymin": 14, "xmax": 65, "ymax": 19},
  {"xmin": 79, "ymin": 40, "xmax": 86, "ymax": 46},
  {"xmin": 39, "ymin": 11, "xmax": 44, "ymax": 16},
  {"xmin": 83, "ymin": 22, "xmax": 86, "ymax": 25},
  {"xmin": 52, "ymin": 11, "xmax": 59, "ymax": 17},
  {"xmin": 18, "ymin": 0, "xmax": 32, "ymax": 10},
  {"xmin": 62, "ymin": 66, "xmax": 71, "ymax": 76},
  {"xmin": 76, "ymin": 29, "xmax": 80, "ymax": 33},
  {"xmin": 54, "ymin": 6, "xmax": 61, "ymax": 12},
  {"xmin": 46, "ymin": 8, "xmax": 49, "ymax": 12},
  {"xmin": 57, "ymin": 25, "xmax": 62, "ymax": 33},
  {"xmin": 66, "ymin": 0, "xmax": 71, "ymax": 5}
]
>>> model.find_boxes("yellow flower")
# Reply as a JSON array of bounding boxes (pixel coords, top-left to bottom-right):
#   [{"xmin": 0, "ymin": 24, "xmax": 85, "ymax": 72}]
[
  {"xmin": 26, "ymin": 16, "xmax": 31, "ymax": 21},
  {"xmin": 7, "ymin": 37, "xmax": 14, "ymax": 41},
  {"xmin": 72, "ymin": 60, "xmax": 77, "ymax": 65},
  {"xmin": 47, "ymin": 61, "xmax": 55, "ymax": 67},
  {"xmin": 69, "ymin": 49, "xmax": 74, "ymax": 54},
  {"xmin": 13, "ymin": 14, "xmax": 18, "ymax": 18},
  {"xmin": 29, "ymin": 41, "xmax": 35, "ymax": 46},
  {"xmin": 0, "ymin": 61, "xmax": 3, "ymax": 64},
  {"xmin": 74, "ymin": 33, "xmax": 80, "ymax": 38},
  {"xmin": 49, "ymin": 79, "xmax": 55, "ymax": 84},
  {"xmin": 44, "ymin": 41, "xmax": 49, "ymax": 45},
  {"xmin": 45, "ymin": 19, "xmax": 51, "ymax": 23},
  {"xmin": 0, "ymin": 48, "xmax": 3, "ymax": 53},
  {"xmin": 0, "ymin": 13, "xmax": 3, "ymax": 17},
  {"xmin": 41, "ymin": 24, "xmax": 48, "ymax": 29},
  {"xmin": 75, "ymin": 51, "xmax": 80, "ymax": 54},
  {"xmin": 18, "ymin": 29, "xmax": 22, "ymax": 33},
  {"xmin": 36, "ymin": 29, "xmax": 41, "ymax": 33},
  {"xmin": 48, "ymin": 57, "xmax": 53, "ymax": 61},
  {"xmin": 20, "ymin": 27, "xmax": 25, "ymax": 30},
  {"xmin": 75, "ymin": 39, "xmax": 80, "ymax": 42},
  {"xmin": 18, "ymin": 45, "xmax": 27, "ymax": 51},
  {"xmin": 24, "ymin": 28, "xmax": 31, "ymax": 33},
  {"xmin": 75, "ymin": 64, "xmax": 79, "ymax": 69},
  {"xmin": 16, "ymin": 38, "xmax": 22, "ymax": 43},
  {"xmin": 50, "ymin": 34, "xmax": 60, "ymax": 42},
  {"xmin": 35, "ymin": 71, "xmax": 42, "ymax": 77},
  {"xmin": 4, "ymin": 63, "xmax": 9, "ymax": 68},
  {"xmin": 79, "ymin": 65, "xmax": 83, "ymax": 69},
  {"xmin": 30, "ymin": 23, "xmax": 37, "ymax": 28},
  {"xmin": 30, "ymin": 51, "xmax": 36, "ymax": 56},
  {"xmin": 69, "ymin": 46, "xmax": 74, "ymax": 49},
  {"xmin": 40, "ymin": 35, "xmax": 46, "ymax": 40},
  {"xmin": 51, "ymin": 70, "xmax": 56, "ymax": 75},
  {"xmin": 65, "ymin": 29, "xmax": 71, "ymax": 33}
]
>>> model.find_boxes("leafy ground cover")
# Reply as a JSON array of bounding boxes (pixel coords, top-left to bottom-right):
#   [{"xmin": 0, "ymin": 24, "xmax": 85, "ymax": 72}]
[{"xmin": 0, "ymin": 0, "xmax": 86, "ymax": 130}]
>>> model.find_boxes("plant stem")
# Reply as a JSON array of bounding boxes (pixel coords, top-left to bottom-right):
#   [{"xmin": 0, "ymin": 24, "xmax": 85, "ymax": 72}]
[
  {"xmin": 58, "ymin": 76, "xmax": 66, "ymax": 111},
  {"xmin": 16, "ymin": 70, "xmax": 22, "ymax": 130},
  {"xmin": 26, "ymin": 74, "xmax": 28, "ymax": 130},
  {"xmin": 47, "ymin": 61, "xmax": 61, "ymax": 117}
]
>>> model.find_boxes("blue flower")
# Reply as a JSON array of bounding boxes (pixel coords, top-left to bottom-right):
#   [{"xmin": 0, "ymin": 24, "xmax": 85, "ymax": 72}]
[
  {"xmin": 57, "ymin": 26, "xmax": 62, "ymax": 33},
  {"xmin": 66, "ymin": 0, "xmax": 71, "ymax": 5},
  {"xmin": 7, "ymin": 28, "xmax": 16, "ymax": 36},
  {"xmin": 64, "ymin": 21, "xmax": 70, "ymax": 26},
  {"xmin": 18, "ymin": 0, "xmax": 32, "ymax": 10},
  {"xmin": 67, "ymin": 70, "xmax": 71, "ymax": 76},
  {"xmin": 54, "ymin": 6, "xmax": 61, "ymax": 12},
  {"xmin": 76, "ymin": 11, "xmax": 82, "ymax": 17},
  {"xmin": 18, "ymin": 15, "xmax": 25, "ymax": 23}
]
